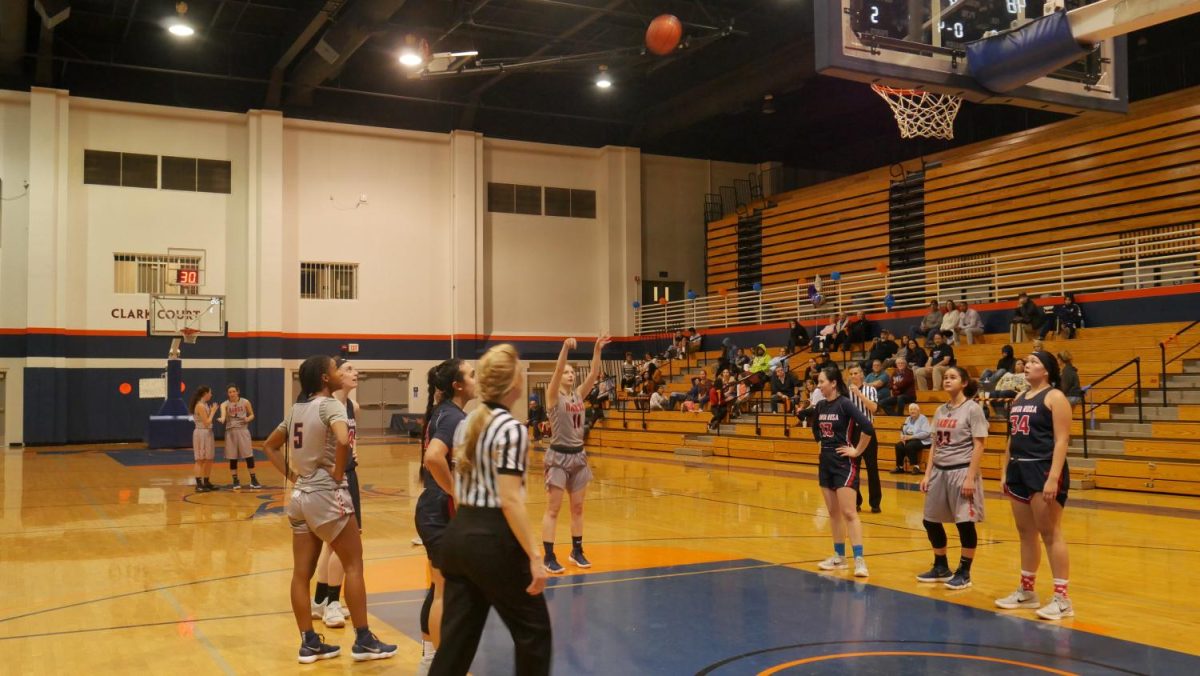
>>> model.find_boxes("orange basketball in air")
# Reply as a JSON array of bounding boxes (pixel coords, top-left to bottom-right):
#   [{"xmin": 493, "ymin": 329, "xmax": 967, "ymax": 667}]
[{"xmin": 646, "ymin": 14, "xmax": 682, "ymax": 56}]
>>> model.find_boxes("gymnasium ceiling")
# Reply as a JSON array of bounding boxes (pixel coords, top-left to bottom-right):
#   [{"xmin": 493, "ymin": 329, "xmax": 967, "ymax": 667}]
[{"xmin": 3, "ymin": 0, "xmax": 1199, "ymax": 174}]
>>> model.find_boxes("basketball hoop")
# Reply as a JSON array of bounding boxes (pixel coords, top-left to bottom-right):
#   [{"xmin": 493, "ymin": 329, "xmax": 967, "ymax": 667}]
[
  {"xmin": 871, "ymin": 84, "xmax": 963, "ymax": 140},
  {"xmin": 180, "ymin": 327, "xmax": 200, "ymax": 344}
]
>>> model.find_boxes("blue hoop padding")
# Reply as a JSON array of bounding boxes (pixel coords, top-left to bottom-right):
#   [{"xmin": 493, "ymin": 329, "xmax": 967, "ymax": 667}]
[{"xmin": 967, "ymin": 11, "xmax": 1091, "ymax": 94}]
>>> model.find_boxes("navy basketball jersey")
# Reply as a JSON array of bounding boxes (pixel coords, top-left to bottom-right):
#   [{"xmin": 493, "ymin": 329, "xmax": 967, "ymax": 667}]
[
  {"xmin": 811, "ymin": 395, "xmax": 875, "ymax": 455},
  {"xmin": 1008, "ymin": 387, "xmax": 1056, "ymax": 460}
]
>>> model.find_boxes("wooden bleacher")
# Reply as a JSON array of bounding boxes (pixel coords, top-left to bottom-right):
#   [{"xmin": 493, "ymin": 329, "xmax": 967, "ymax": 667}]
[{"xmin": 589, "ymin": 321, "xmax": 1200, "ymax": 497}]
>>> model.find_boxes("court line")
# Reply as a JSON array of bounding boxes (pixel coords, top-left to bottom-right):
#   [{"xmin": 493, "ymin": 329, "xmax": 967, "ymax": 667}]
[
  {"xmin": 693, "ymin": 639, "xmax": 1152, "ymax": 676},
  {"xmin": 757, "ymin": 651, "xmax": 1077, "ymax": 676},
  {"xmin": 0, "ymin": 598, "xmax": 424, "ymax": 642}
]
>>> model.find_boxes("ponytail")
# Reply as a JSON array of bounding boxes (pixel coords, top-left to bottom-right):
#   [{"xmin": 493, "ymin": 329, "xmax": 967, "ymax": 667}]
[
  {"xmin": 456, "ymin": 345, "xmax": 519, "ymax": 478},
  {"xmin": 421, "ymin": 359, "xmax": 465, "ymax": 450},
  {"xmin": 297, "ymin": 355, "xmax": 332, "ymax": 402},
  {"xmin": 819, "ymin": 366, "xmax": 848, "ymax": 397},
  {"xmin": 946, "ymin": 366, "xmax": 978, "ymax": 399}
]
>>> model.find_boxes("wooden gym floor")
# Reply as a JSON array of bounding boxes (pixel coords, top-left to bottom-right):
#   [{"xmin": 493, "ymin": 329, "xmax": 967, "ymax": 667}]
[{"xmin": 3, "ymin": 438, "xmax": 1199, "ymax": 674}]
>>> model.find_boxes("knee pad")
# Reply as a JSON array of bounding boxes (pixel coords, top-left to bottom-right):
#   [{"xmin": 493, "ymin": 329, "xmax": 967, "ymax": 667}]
[
  {"xmin": 923, "ymin": 520, "xmax": 948, "ymax": 549},
  {"xmin": 419, "ymin": 583, "xmax": 434, "ymax": 635},
  {"xmin": 956, "ymin": 522, "xmax": 978, "ymax": 549}
]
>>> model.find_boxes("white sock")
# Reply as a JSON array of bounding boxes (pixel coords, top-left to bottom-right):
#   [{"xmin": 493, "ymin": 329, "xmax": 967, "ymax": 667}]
[{"xmin": 423, "ymin": 640, "xmax": 436, "ymax": 657}]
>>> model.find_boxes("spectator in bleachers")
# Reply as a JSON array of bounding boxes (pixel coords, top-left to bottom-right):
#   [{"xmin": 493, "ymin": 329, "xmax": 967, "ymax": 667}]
[
  {"xmin": 687, "ymin": 327, "xmax": 703, "ymax": 354},
  {"xmin": 865, "ymin": 359, "xmax": 890, "ymax": 393},
  {"xmin": 687, "ymin": 373, "xmax": 712, "ymax": 409},
  {"xmin": 938, "ymin": 301, "xmax": 961, "ymax": 344},
  {"xmin": 649, "ymin": 389, "xmax": 668, "ymax": 411},
  {"xmin": 911, "ymin": 301, "xmax": 943, "ymax": 345},
  {"xmin": 986, "ymin": 359, "xmax": 1029, "ymax": 417},
  {"xmin": 786, "ymin": 318, "xmax": 810, "ymax": 355},
  {"xmin": 640, "ymin": 352, "xmax": 658, "ymax": 381},
  {"xmin": 794, "ymin": 379, "xmax": 821, "ymax": 428},
  {"xmin": 718, "ymin": 338, "xmax": 738, "ymax": 375},
  {"xmin": 916, "ymin": 332, "xmax": 956, "ymax": 391},
  {"xmin": 815, "ymin": 313, "xmax": 848, "ymax": 352},
  {"xmin": 880, "ymin": 356, "xmax": 916, "ymax": 416},
  {"xmin": 769, "ymin": 365, "xmax": 799, "ymax": 413},
  {"xmin": 1009, "ymin": 292, "xmax": 1044, "ymax": 343},
  {"xmin": 769, "ymin": 347, "xmax": 790, "ymax": 373},
  {"xmin": 620, "ymin": 352, "xmax": 638, "ymax": 392},
  {"xmin": 836, "ymin": 310, "xmax": 870, "ymax": 352},
  {"xmin": 892, "ymin": 402, "xmax": 931, "ymax": 474},
  {"xmin": 863, "ymin": 329, "xmax": 899, "ymax": 370},
  {"xmin": 1044, "ymin": 293, "xmax": 1084, "ymax": 340},
  {"xmin": 803, "ymin": 352, "xmax": 830, "ymax": 385},
  {"xmin": 1058, "ymin": 350, "xmax": 1083, "ymax": 405},
  {"xmin": 903, "ymin": 338, "xmax": 927, "ymax": 371},
  {"xmin": 980, "ymin": 345, "xmax": 1016, "ymax": 392},
  {"xmin": 956, "ymin": 301, "xmax": 985, "ymax": 345},
  {"xmin": 527, "ymin": 397, "xmax": 549, "ymax": 441}
]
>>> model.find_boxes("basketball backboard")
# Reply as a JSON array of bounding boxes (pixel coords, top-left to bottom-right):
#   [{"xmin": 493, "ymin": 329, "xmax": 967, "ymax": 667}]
[
  {"xmin": 816, "ymin": 0, "xmax": 1127, "ymax": 114},
  {"xmin": 148, "ymin": 294, "xmax": 226, "ymax": 337}
]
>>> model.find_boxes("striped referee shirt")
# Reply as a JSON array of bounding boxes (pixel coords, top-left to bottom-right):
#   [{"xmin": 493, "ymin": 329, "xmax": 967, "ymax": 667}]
[
  {"xmin": 849, "ymin": 382, "xmax": 877, "ymax": 422},
  {"xmin": 453, "ymin": 404, "xmax": 529, "ymax": 509}
]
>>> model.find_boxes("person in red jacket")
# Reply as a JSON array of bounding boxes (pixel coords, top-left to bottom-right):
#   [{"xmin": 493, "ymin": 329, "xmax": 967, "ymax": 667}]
[{"xmin": 879, "ymin": 356, "xmax": 917, "ymax": 416}]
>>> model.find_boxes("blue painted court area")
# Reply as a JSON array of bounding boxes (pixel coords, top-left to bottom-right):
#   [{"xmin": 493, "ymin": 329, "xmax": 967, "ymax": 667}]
[
  {"xmin": 105, "ymin": 448, "xmax": 267, "ymax": 466},
  {"xmin": 373, "ymin": 559, "xmax": 1195, "ymax": 675}
]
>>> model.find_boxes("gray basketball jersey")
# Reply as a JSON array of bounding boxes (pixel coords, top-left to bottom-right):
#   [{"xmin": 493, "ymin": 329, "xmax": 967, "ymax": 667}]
[
  {"xmin": 225, "ymin": 399, "xmax": 250, "ymax": 429},
  {"xmin": 275, "ymin": 396, "xmax": 348, "ymax": 489},
  {"xmin": 548, "ymin": 391, "xmax": 586, "ymax": 449},
  {"xmin": 932, "ymin": 399, "xmax": 989, "ymax": 466}
]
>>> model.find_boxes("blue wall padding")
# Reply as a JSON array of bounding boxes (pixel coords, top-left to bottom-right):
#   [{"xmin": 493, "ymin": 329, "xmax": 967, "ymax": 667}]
[{"xmin": 967, "ymin": 11, "xmax": 1091, "ymax": 94}]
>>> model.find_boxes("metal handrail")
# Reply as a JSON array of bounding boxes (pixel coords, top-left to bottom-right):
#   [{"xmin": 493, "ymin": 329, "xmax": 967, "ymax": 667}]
[
  {"xmin": 645, "ymin": 230, "xmax": 1200, "ymax": 334},
  {"xmin": 1080, "ymin": 356, "xmax": 1142, "ymax": 459},
  {"xmin": 1159, "ymin": 320, "xmax": 1200, "ymax": 405}
]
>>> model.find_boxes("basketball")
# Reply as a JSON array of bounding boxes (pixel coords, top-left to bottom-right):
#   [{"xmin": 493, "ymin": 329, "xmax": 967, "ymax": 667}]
[{"xmin": 645, "ymin": 14, "xmax": 682, "ymax": 56}]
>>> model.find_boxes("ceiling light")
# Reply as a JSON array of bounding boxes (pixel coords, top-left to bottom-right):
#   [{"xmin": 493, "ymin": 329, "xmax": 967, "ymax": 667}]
[
  {"xmin": 399, "ymin": 51, "xmax": 423, "ymax": 67},
  {"xmin": 168, "ymin": 2, "xmax": 194, "ymax": 37},
  {"xmin": 399, "ymin": 35, "xmax": 429, "ymax": 68},
  {"xmin": 762, "ymin": 94, "xmax": 776, "ymax": 114},
  {"xmin": 596, "ymin": 65, "xmax": 612, "ymax": 89}
]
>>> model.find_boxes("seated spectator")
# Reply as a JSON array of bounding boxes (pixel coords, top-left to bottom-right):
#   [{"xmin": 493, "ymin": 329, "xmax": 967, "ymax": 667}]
[
  {"xmin": 785, "ymin": 318, "xmax": 810, "ymax": 355},
  {"xmin": 620, "ymin": 352, "xmax": 638, "ymax": 392},
  {"xmin": 911, "ymin": 300, "xmax": 943, "ymax": 344},
  {"xmin": 769, "ymin": 365, "xmax": 798, "ymax": 413},
  {"xmin": 640, "ymin": 353, "xmax": 658, "ymax": 381},
  {"xmin": 527, "ymin": 397, "xmax": 549, "ymax": 440},
  {"xmin": 1010, "ymin": 292, "xmax": 1045, "ymax": 343},
  {"xmin": 769, "ymin": 347, "xmax": 790, "ymax": 373},
  {"xmin": 749, "ymin": 344, "xmax": 772, "ymax": 375},
  {"xmin": 864, "ymin": 359, "xmax": 890, "ymax": 393},
  {"xmin": 803, "ymin": 352, "xmax": 830, "ymax": 385},
  {"xmin": 880, "ymin": 356, "xmax": 916, "ymax": 416},
  {"xmin": 794, "ymin": 379, "xmax": 821, "ymax": 428},
  {"xmin": 686, "ymin": 327, "xmax": 703, "ymax": 353},
  {"xmin": 980, "ymin": 345, "xmax": 1016, "ymax": 391},
  {"xmin": 863, "ymin": 329, "xmax": 899, "ymax": 370},
  {"xmin": 1044, "ymin": 293, "xmax": 1084, "ymax": 339},
  {"xmin": 987, "ymin": 359, "xmax": 1029, "ymax": 417},
  {"xmin": 904, "ymin": 338, "xmax": 927, "ymax": 370},
  {"xmin": 915, "ymin": 332, "xmax": 955, "ymax": 391},
  {"xmin": 718, "ymin": 338, "xmax": 738, "ymax": 375},
  {"xmin": 649, "ymin": 390, "xmax": 668, "ymax": 411},
  {"xmin": 834, "ymin": 310, "xmax": 869, "ymax": 352},
  {"xmin": 735, "ymin": 347, "xmax": 754, "ymax": 375},
  {"xmin": 1058, "ymin": 350, "xmax": 1083, "ymax": 405},
  {"xmin": 956, "ymin": 300, "xmax": 984, "ymax": 345},
  {"xmin": 938, "ymin": 301, "xmax": 960, "ymax": 344},
  {"xmin": 814, "ymin": 313, "xmax": 847, "ymax": 352},
  {"xmin": 891, "ymin": 403, "xmax": 931, "ymax": 474}
]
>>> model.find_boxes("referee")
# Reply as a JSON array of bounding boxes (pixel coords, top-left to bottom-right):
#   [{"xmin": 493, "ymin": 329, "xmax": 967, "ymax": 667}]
[
  {"xmin": 847, "ymin": 364, "xmax": 883, "ymax": 513},
  {"xmin": 430, "ymin": 344, "xmax": 552, "ymax": 676}
]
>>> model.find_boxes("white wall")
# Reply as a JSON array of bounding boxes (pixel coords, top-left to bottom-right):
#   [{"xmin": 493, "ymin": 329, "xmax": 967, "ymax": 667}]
[
  {"xmin": 283, "ymin": 121, "xmax": 454, "ymax": 335},
  {"xmin": 641, "ymin": 155, "xmax": 755, "ymax": 297}
]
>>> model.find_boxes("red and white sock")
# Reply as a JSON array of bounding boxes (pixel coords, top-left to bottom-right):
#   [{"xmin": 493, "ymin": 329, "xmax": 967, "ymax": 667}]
[
  {"xmin": 1053, "ymin": 578, "xmax": 1069, "ymax": 599},
  {"xmin": 1020, "ymin": 570, "xmax": 1037, "ymax": 592}
]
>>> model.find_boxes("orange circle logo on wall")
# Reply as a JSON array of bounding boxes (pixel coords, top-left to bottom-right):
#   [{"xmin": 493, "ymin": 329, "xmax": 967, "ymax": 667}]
[{"xmin": 118, "ymin": 382, "xmax": 133, "ymax": 395}]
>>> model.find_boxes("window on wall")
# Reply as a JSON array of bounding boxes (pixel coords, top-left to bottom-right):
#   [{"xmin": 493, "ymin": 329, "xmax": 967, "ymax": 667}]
[
  {"xmin": 301, "ymin": 262, "xmax": 358, "ymax": 300},
  {"xmin": 114, "ymin": 253, "xmax": 201, "ymax": 294},
  {"xmin": 86, "ymin": 149, "xmax": 230, "ymax": 193},
  {"xmin": 487, "ymin": 182, "xmax": 596, "ymax": 219}
]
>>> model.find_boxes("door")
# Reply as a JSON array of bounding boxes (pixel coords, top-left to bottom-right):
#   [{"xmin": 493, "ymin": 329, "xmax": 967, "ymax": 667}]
[
  {"xmin": 0, "ymin": 371, "xmax": 5, "ymax": 444},
  {"xmin": 356, "ymin": 371, "xmax": 410, "ymax": 436}
]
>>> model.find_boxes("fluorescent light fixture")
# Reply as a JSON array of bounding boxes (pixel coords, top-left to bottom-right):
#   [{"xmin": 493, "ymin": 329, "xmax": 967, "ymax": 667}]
[
  {"xmin": 399, "ymin": 50, "xmax": 423, "ymax": 67},
  {"xmin": 596, "ymin": 65, "xmax": 612, "ymax": 88},
  {"xmin": 168, "ymin": 22, "xmax": 195, "ymax": 37}
]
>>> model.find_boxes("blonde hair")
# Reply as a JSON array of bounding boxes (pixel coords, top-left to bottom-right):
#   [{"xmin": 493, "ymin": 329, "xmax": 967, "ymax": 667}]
[{"xmin": 455, "ymin": 344, "xmax": 520, "ymax": 478}]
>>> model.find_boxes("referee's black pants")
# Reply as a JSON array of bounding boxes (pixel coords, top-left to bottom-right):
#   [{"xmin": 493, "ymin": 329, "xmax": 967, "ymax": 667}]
[
  {"xmin": 855, "ymin": 436, "xmax": 882, "ymax": 511},
  {"xmin": 430, "ymin": 506, "xmax": 552, "ymax": 676}
]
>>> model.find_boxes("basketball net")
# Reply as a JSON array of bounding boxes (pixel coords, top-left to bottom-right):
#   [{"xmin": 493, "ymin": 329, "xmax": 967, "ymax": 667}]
[
  {"xmin": 181, "ymin": 327, "xmax": 200, "ymax": 344},
  {"xmin": 871, "ymin": 84, "xmax": 962, "ymax": 140}
]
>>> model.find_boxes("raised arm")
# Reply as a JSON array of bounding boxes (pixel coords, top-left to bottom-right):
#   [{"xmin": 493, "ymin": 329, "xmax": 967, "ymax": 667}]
[
  {"xmin": 547, "ymin": 337, "xmax": 577, "ymax": 409},
  {"xmin": 578, "ymin": 334, "xmax": 613, "ymax": 398}
]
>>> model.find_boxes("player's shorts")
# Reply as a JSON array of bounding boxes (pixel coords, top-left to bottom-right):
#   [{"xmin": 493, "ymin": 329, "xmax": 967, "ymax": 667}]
[
  {"xmin": 415, "ymin": 487, "xmax": 454, "ymax": 569},
  {"xmin": 544, "ymin": 446, "xmax": 593, "ymax": 492},
  {"xmin": 286, "ymin": 486, "xmax": 355, "ymax": 543},
  {"xmin": 192, "ymin": 429, "xmax": 214, "ymax": 461},
  {"xmin": 1004, "ymin": 457, "xmax": 1069, "ymax": 507},
  {"xmin": 818, "ymin": 452, "xmax": 858, "ymax": 490},
  {"xmin": 923, "ymin": 463, "xmax": 985, "ymax": 523},
  {"xmin": 223, "ymin": 427, "xmax": 253, "ymax": 459}
]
